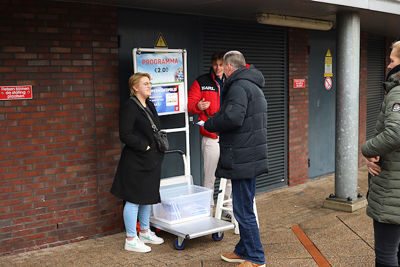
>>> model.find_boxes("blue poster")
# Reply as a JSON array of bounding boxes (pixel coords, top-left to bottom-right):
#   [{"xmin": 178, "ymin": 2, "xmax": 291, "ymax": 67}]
[
  {"xmin": 150, "ymin": 85, "xmax": 184, "ymax": 115},
  {"xmin": 137, "ymin": 52, "xmax": 184, "ymax": 85}
]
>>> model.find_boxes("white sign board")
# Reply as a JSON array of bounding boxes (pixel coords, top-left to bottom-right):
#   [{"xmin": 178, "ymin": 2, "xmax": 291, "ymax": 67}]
[{"xmin": 133, "ymin": 49, "xmax": 187, "ymax": 116}]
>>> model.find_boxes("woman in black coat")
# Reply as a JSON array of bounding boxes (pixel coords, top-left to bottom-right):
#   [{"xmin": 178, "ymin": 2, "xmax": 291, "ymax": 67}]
[{"xmin": 111, "ymin": 73, "xmax": 164, "ymax": 253}]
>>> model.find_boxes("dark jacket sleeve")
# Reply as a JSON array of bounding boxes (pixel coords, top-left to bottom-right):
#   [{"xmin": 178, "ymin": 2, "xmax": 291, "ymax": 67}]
[
  {"xmin": 204, "ymin": 85, "xmax": 247, "ymax": 133},
  {"xmin": 362, "ymin": 87, "xmax": 400, "ymax": 157},
  {"xmin": 119, "ymin": 101, "xmax": 148, "ymax": 152}
]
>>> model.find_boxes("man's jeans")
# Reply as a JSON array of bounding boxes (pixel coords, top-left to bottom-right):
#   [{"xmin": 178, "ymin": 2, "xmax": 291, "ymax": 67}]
[{"xmin": 232, "ymin": 178, "xmax": 265, "ymax": 264}]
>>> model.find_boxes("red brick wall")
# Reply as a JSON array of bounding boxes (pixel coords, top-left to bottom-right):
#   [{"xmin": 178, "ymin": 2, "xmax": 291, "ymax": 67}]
[
  {"xmin": 0, "ymin": 0, "xmax": 121, "ymax": 255},
  {"xmin": 287, "ymin": 28, "xmax": 309, "ymax": 186},
  {"xmin": 385, "ymin": 37, "xmax": 396, "ymax": 71},
  {"xmin": 358, "ymin": 32, "xmax": 367, "ymax": 167}
]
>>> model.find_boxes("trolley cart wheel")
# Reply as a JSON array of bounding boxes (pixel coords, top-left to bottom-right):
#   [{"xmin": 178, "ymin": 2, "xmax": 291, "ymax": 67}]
[
  {"xmin": 212, "ymin": 232, "xmax": 224, "ymax": 241},
  {"xmin": 174, "ymin": 238, "xmax": 185, "ymax": 250}
]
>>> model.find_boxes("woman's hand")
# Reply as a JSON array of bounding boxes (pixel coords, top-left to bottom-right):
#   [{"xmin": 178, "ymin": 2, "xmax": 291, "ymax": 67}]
[{"xmin": 365, "ymin": 156, "xmax": 381, "ymax": 176}]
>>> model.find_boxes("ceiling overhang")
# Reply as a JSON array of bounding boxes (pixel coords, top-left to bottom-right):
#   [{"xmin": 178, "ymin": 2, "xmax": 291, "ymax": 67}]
[{"xmin": 54, "ymin": 0, "xmax": 400, "ymax": 37}]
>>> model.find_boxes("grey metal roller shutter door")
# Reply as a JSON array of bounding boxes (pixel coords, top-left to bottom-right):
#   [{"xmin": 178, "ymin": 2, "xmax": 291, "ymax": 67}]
[
  {"xmin": 201, "ymin": 18, "xmax": 287, "ymax": 193},
  {"xmin": 367, "ymin": 35, "xmax": 385, "ymax": 140}
]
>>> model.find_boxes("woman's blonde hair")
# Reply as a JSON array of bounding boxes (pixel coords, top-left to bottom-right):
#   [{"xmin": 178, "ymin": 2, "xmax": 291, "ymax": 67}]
[
  {"xmin": 128, "ymin": 72, "xmax": 151, "ymax": 96},
  {"xmin": 392, "ymin": 40, "xmax": 400, "ymax": 58}
]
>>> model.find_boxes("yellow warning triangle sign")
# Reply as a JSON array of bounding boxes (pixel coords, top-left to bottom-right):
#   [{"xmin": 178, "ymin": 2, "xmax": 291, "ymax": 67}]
[
  {"xmin": 155, "ymin": 33, "xmax": 168, "ymax": 48},
  {"xmin": 326, "ymin": 49, "xmax": 332, "ymax": 57}
]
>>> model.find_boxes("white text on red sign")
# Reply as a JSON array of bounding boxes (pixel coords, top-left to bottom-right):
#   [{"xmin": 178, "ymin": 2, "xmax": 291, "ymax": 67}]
[
  {"xmin": 0, "ymin": 85, "xmax": 33, "ymax": 100},
  {"xmin": 293, "ymin": 79, "xmax": 306, "ymax": 88}
]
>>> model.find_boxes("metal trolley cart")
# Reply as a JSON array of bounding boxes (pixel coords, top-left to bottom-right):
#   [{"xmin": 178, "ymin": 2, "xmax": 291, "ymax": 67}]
[
  {"xmin": 133, "ymin": 48, "xmax": 233, "ymax": 249},
  {"xmin": 151, "ymin": 150, "xmax": 234, "ymax": 250}
]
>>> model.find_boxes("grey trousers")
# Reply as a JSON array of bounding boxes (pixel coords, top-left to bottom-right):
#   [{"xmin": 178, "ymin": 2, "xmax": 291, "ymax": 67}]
[{"xmin": 201, "ymin": 136, "xmax": 231, "ymax": 206}]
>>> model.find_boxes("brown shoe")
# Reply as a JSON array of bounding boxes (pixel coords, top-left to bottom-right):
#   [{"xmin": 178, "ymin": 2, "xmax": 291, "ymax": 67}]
[
  {"xmin": 236, "ymin": 261, "xmax": 266, "ymax": 267},
  {"xmin": 221, "ymin": 252, "xmax": 245, "ymax": 263}
]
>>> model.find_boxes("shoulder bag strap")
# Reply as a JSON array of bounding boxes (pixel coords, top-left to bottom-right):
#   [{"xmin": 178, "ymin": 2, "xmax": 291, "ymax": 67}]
[{"xmin": 130, "ymin": 96, "xmax": 159, "ymax": 132}]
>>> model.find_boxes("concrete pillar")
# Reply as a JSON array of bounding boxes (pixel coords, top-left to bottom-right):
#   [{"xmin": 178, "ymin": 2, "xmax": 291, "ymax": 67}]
[{"xmin": 323, "ymin": 11, "xmax": 366, "ymax": 212}]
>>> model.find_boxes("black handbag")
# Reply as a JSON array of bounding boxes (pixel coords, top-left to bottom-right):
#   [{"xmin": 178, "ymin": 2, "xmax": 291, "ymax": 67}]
[
  {"xmin": 130, "ymin": 97, "xmax": 169, "ymax": 152},
  {"xmin": 153, "ymin": 130, "xmax": 169, "ymax": 152}
]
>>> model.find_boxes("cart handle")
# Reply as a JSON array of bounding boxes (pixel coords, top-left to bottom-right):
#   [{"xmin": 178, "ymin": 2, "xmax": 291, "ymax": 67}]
[
  {"xmin": 162, "ymin": 150, "xmax": 190, "ymax": 184},
  {"xmin": 164, "ymin": 150, "xmax": 185, "ymax": 155}
]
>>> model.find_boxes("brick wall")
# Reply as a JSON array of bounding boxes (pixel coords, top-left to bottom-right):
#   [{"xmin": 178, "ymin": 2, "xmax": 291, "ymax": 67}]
[
  {"xmin": 385, "ymin": 37, "xmax": 396, "ymax": 70},
  {"xmin": 358, "ymin": 32, "xmax": 368, "ymax": 167},
  {"xmin": 287, "ymin": 28, "xmax": 309, "ymax": 186},
  {"xmin": 0, "ymin": 0, "xmax": 121, "ymax": 255}
]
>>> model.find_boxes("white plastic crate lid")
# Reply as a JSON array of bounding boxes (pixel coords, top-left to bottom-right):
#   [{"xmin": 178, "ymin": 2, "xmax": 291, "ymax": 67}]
[{"xmin": 159, "ymin": 184, "xmax": 212, "ymax": 202}]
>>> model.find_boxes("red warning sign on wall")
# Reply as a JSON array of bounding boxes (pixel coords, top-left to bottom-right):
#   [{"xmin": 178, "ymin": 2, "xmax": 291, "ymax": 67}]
[
  {"xmin": 293, "ymin": 79, "xmax": 306, "ymax": 88},
  {"xmin": 0, "ymin": 85, "xmax": 32, "ymax": 100}
]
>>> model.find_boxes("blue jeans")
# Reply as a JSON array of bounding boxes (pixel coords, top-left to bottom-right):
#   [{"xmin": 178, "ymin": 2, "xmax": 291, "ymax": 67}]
[
  {"xmin": 374, "ymin": 220, "xmax": 400, "ymax": 266},
  {"xmin": 123, "ymin": 201, "xmax": 151, "ymax": 238},
  {"xmin": 232, "ymin": 178, "xmax": 265, "ymax": 264}
]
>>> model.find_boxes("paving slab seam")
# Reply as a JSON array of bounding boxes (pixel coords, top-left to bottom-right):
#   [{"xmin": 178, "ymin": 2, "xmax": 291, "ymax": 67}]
[
  {"xmin": 336, "ymin": 215, "xmax": 374, "ymax": 250},
  {"xmin": 290, "ymin": 224, "xmax": 331, "ymax": 267}
]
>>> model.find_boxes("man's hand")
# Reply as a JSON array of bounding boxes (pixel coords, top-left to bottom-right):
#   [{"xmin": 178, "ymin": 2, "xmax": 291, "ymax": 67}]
[
  {"xmin": 365, "ymin": 156, "xmax": 381, "ymax": 176},
  {"xmin": 197, "ymin": 98, "xmax": 210, "ymax": 111}
]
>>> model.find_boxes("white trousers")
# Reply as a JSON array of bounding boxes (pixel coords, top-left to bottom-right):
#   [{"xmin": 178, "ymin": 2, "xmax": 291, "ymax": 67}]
[{"xmin": 201, "ymin": 136, "xmax": 232, "ymax": 206}]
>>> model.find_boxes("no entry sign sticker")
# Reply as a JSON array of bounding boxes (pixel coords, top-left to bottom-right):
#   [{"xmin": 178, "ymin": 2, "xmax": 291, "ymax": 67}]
[{"xmin": 324, "ymin": 77, "xmax": 332, "ymax": 91}]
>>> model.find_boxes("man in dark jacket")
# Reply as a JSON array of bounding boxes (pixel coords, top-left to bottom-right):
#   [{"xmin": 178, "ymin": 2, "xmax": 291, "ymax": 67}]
[{"xmin": 204, "ymin": 51, "xmax": 267, "ymax": 267}]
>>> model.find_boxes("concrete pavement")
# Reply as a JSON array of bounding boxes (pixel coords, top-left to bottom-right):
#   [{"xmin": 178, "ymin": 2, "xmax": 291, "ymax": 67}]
[{"xmin": 0, "ymin": 167, "xmax": 374, "ymax": 266}]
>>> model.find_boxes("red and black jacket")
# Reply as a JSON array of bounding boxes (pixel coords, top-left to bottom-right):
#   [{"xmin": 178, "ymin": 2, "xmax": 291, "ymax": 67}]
[{"xmin": 187, "ymin": 69, "xmax": 223, "ymax": 139}]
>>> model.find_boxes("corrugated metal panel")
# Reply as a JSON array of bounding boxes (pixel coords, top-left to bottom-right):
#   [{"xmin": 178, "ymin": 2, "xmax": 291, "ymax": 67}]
[
  {"xmin": 201, "ymin": 18, "xmax": 287, "ymax": 193},
  {"xmin": 367, "ymin": 35, "xmax": 385, "ymax": 140}
]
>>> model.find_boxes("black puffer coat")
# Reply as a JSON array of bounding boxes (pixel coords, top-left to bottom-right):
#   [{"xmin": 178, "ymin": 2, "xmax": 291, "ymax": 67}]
[
  {"xmin": 204, "ymin": 65, "xmax": 268, "ymax": 179},
  {"xmin": 110, "ymin": 96, "xmax": 164, "ymax": 204}
]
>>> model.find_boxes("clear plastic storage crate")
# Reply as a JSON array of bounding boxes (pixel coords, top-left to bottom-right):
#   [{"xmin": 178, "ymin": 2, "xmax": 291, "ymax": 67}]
[{"xmin": 152, "ymin": 184, "xmax": 212, "ymax": 224}]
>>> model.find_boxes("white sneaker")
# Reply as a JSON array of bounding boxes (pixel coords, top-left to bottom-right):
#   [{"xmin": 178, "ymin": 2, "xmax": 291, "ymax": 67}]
[
  {"xmin": 124, "ymin": 237, "xmax": 151, "ymax": 252},
  {"xmin": 139, "ymin": 230, "xmax": 164, "ymax": 245},
  {"xmin": 221, "ymin": 210, "xmax": 233, "ymax": 221}
]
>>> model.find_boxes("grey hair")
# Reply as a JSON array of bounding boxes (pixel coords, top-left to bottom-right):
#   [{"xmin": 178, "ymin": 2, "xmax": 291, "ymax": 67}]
[{"xmin": 223, "ymin": 50, "xmax": 246, "ymax": 70}]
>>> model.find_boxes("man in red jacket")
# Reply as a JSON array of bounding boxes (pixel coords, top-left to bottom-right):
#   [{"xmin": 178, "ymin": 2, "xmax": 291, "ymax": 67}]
[{"xmin": 187, "ymin": 51, "xmax": 232, "ymax": 214}]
